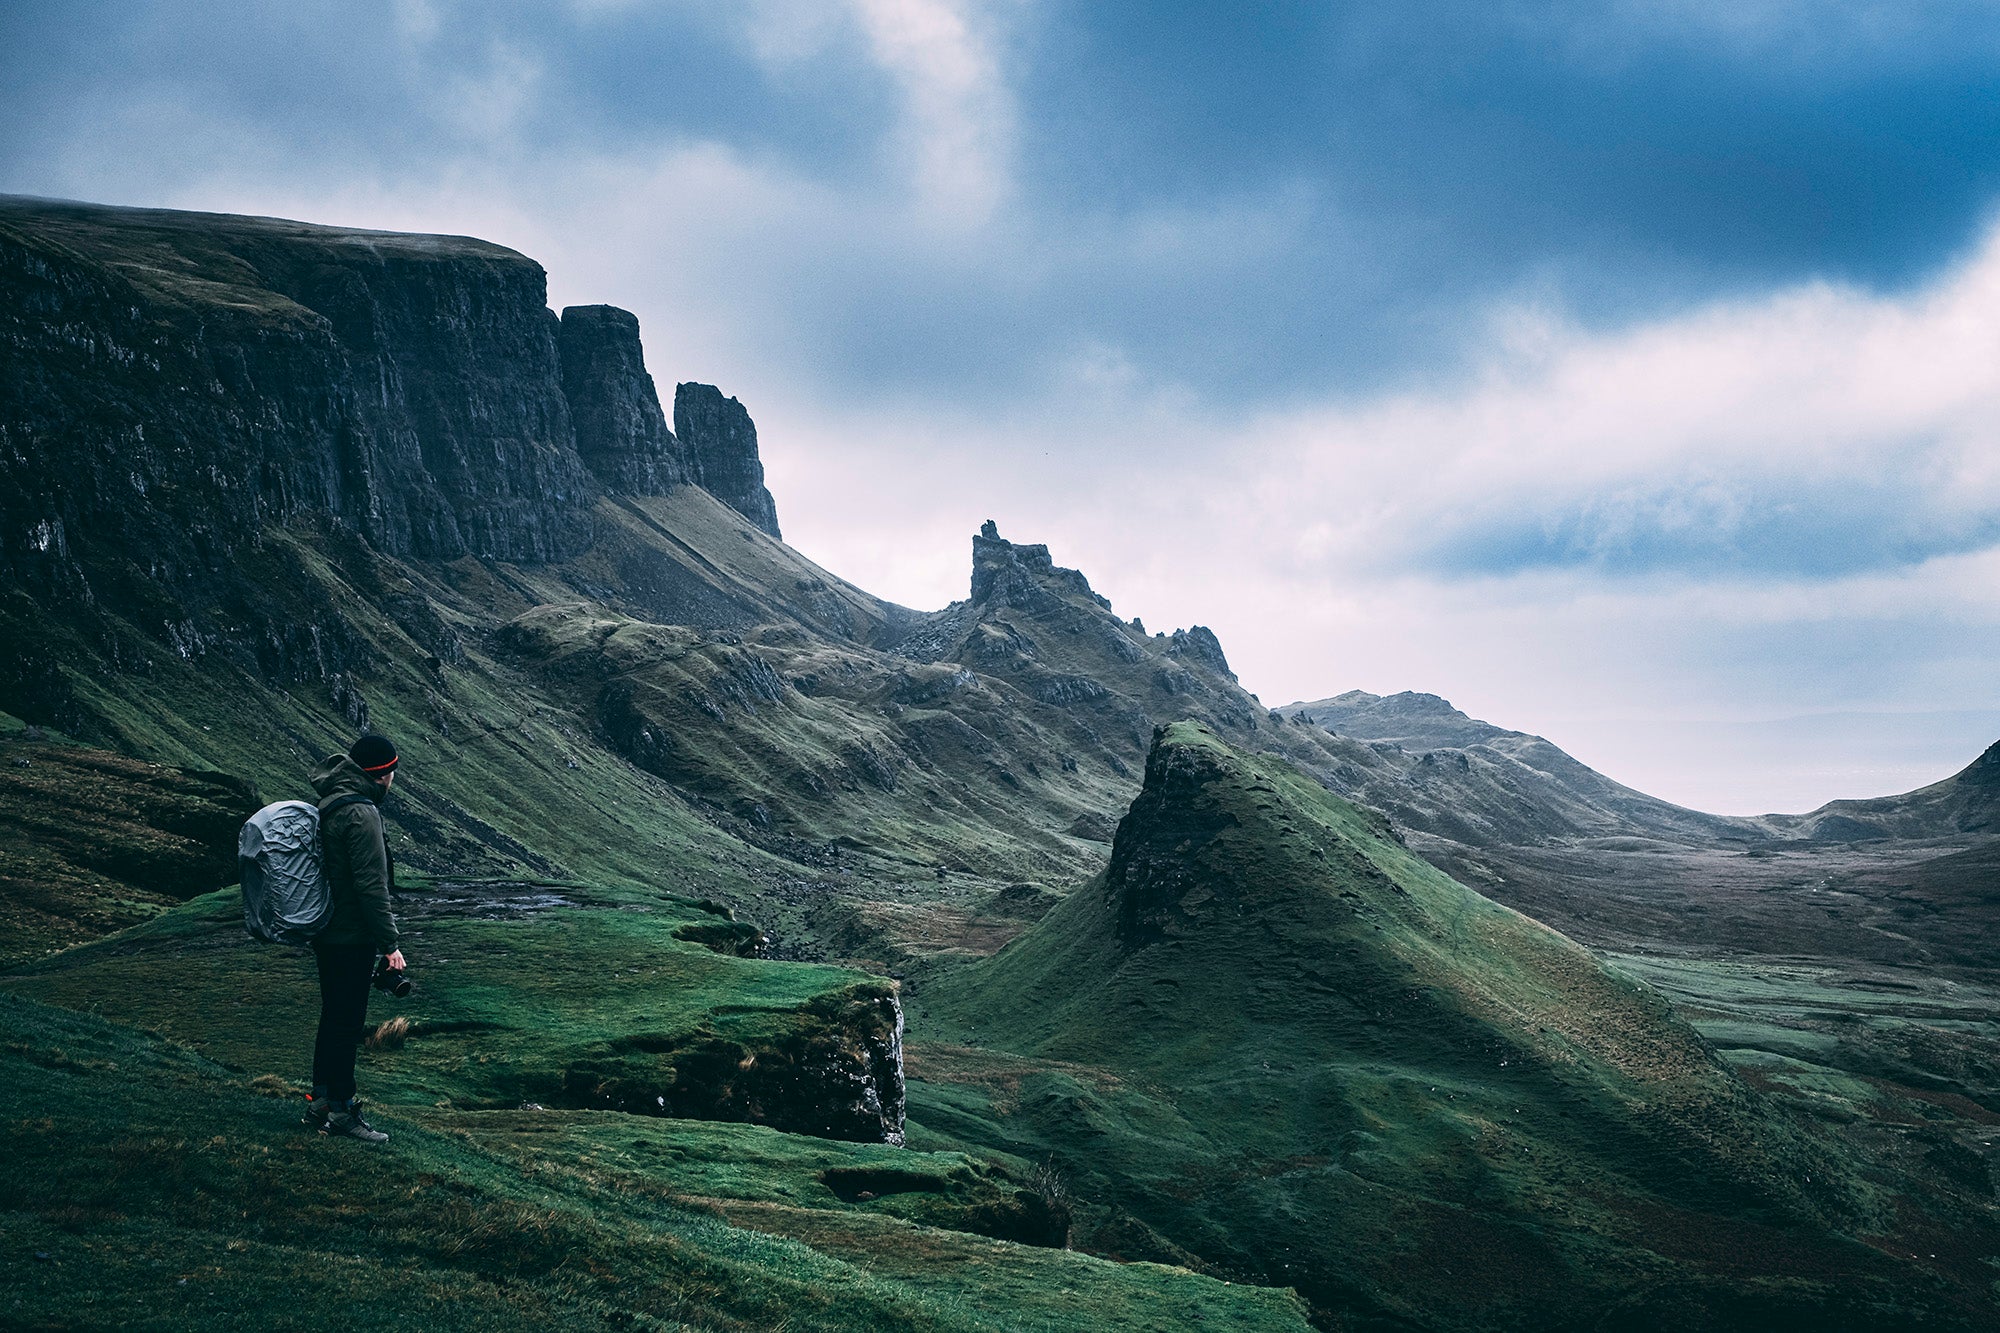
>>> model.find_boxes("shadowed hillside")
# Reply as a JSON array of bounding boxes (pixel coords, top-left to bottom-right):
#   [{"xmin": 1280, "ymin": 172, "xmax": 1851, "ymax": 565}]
[{"xmin": 914, "ymin": 723, "xmax": 1995, "ymax": 1330}]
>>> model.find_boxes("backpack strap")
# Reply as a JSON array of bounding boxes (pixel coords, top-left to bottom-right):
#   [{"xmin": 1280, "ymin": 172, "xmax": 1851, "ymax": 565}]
[{"xmin": 320, "ymin": 793, "xmax": 375, "ymax": 819}]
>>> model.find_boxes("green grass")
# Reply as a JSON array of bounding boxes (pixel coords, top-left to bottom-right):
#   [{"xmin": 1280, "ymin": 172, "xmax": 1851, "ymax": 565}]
[
  {"xmin": 2, "ymin": 886, "xmax": 910, "ymax": 1140},
  {"xmin": 0, "ymin": 991, "xmax": 1311, "ymax": 1331},
  {"xmin": 0, "ymin": 738, "xmax": 254, "ymax": 967},
  {"xmin": 906, "ymin": 723, "xmax": 1988, "ymax": 1330}
]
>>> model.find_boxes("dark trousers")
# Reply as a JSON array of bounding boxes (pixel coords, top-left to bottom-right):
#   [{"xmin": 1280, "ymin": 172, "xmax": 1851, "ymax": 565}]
[{"xmin": 311, "ymin": 941, "xmax": 376, "ymax": 1103}]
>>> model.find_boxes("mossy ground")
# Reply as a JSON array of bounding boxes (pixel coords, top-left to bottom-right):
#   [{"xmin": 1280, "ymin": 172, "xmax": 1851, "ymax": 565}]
[
  {"xmin": 0, "ymin": 736, "xmax": 256, "ymax": 967},
  {"xmin": 2, "ymin": 884, "xmax": 909, "ymax": 1137},
  {"xmin": 0, "ymin": 992, "xmax": 1310, "ymax": 1331}
]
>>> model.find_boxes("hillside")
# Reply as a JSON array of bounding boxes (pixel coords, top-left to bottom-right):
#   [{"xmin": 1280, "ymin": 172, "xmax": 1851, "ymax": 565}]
[
  {"xmin": 1286, "ymin": 689, "xmax": 1998, "ymax": 844},
  {"xmin": 913, "ymin": 722, "xmax": 1994, "ymax": 1329},
  {"xmin": 1282, "ymin": 689, "xmax": 1740, "ymax": 842},
  {"xmin": 0, "ymin": 193, "xmax": 1389, "ymax": 971},
  {"xmin": 0, "ymin": 989, "xmax": 1310, "ymax": 1331}
]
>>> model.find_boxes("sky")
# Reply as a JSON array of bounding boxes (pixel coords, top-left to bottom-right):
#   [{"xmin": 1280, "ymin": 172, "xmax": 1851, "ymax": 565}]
[{"xmin": 4, "ymin": 0, "xmax": 1999, "ymax": 814}]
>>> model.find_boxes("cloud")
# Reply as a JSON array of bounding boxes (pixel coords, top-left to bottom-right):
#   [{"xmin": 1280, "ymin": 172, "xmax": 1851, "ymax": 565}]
[
  {"xmin": 2, "ymin": 0, "xmax": 1998, "ymax": 809},
  {"xmin": 1240, "ymin": 236, "xmax": 2000, "ymax": 580},
  {"xmin": 758, "ymin": 220, "xmax": 2000, "ymax": 814},
  {"xmin": 848, "ymin": 0, "xmax": 1016, "ymax": 224}
]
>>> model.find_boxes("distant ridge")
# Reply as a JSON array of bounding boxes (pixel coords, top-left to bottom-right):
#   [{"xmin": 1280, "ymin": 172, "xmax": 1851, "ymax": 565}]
[
  {"xmin": 1283, "ymin": 688, "xmax": 2000, "ymax": 842},
  {"xmin": 1282, "ymin": 689, "xmax": 2000, "ymax": 965}
]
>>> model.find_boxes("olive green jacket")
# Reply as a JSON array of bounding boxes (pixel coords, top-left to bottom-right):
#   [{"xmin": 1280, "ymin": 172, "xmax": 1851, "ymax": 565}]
[{"xmin": 309, "ymin": 754, "xmax": 399, "ymax": 954}]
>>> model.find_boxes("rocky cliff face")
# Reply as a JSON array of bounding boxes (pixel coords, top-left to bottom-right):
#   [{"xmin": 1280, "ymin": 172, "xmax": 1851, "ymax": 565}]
[
  {"xmin": 674, "ymin": 383, "xmax": 781, "ymax": 538},
  {"xmin": 0, "ymin": 200, "xmax": 596, "ymax": 576},
  {"xmin": 558, "ymin": 303, "xmax": 685, "ymax": 494},
  {"xmin": 0, "ymin": 198, "xmax": 781, "ymax": 709}
]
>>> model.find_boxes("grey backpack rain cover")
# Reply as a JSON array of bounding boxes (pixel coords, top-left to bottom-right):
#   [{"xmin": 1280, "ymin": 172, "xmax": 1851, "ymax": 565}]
[{"xmin": 239, "ymin": 800, "xmax": 334, "ymax": 944}]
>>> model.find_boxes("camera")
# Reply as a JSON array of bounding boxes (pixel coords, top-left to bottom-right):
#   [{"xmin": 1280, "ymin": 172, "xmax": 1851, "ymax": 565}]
[{"xmin": 372, "ymin": 959, "xmax": 412, "ymax": 998}]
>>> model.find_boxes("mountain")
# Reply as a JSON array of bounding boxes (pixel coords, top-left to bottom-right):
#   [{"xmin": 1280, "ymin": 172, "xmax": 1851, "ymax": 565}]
[
  {"xmin": 1282, "ymin": 690, "xmax": 1742, "ymax": 844},
  {"xmin": 2, "ymin": 193, "xmax": 1423, "ymax": 971},
  {"xmin": 4, "ymin": 197, "xmax": 1995, "ymax": 1330},
  {"xmin": 914, "ymin": 722, "xmax": 1990, "ymax": 1329},
  {"xmin": 1282, "ymin": 691, "xmax": 2000, "ymax": 969},
  {"xmin": 1288, "ymin": 689, "xmax": 1999, "ymax": 844}
]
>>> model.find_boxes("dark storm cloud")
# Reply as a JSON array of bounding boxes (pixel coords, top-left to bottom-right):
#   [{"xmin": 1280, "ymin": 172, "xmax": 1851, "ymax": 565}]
[
  {"xmin": 0, "ymin": 1, "xmax": 895, "ymax": 177},
  {"xmin": 1004, "ymin": 0, "xmax": 2000, "ymax": 393},
  {"xmin": 8, "ymin": 1, "xmax": 2000, "ymax": 408}
]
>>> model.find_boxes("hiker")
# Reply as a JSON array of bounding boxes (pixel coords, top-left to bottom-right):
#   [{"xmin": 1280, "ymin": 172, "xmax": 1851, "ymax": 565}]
[{"xmin": 303, "ymin": 733, "xmax": 406, "ymax": 1143}]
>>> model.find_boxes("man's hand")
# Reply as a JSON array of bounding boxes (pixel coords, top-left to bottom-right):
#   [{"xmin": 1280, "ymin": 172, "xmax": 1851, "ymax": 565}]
[{"xmin": 384, "ymin": 949, "xmax": 407, "ymax": 971}]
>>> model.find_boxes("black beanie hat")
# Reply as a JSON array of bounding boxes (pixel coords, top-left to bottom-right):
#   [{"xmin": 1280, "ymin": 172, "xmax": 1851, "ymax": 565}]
[{"xmin": 349, "ymin": 733, "xmax": 399, "ymax": 775}]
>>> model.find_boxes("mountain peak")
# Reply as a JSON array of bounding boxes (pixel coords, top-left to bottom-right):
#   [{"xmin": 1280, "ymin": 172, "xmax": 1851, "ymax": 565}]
[
  {"xmin": 968, "ymin": 521, "xmax": 1105, "ymax": 609},
  {"xmin": 558, "ymin": 304, "xmax": 684, "ymax": 495},
  {"xmin": 933, "ymin": 720, "xmax": 1861, "ymax": 1318},
  {"xmin": 673, "ymin": 383, "xmax": 781, "ymax": 539}
]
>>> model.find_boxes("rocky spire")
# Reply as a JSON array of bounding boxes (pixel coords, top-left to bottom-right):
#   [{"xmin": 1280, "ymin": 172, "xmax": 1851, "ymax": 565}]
[
  {"xmin": 969, "ymin": 519, "xmax": 1104, "ymax": 608},
  {"xmin": 557, "ymin": 305, "xmax": 686, "ymax": 494},
  {"xmin": 673, "ymin": 383, "xmax": 781, "ymax": 539}
]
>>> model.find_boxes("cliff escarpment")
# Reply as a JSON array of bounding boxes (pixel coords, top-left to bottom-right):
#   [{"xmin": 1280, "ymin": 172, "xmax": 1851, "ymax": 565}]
[
  {"xmin": 0, "ymin": 197, "xmax": 777, "ymax": 692},
  {"xmin": 0, "ymin": 194, "xmax": 1357, "ymax": 961},
  {"xmin": 0, "ymin": 200, "xmax": 595, "ymax": 575},
  {"xmin": 558, "ymin": 303, "xmax": 685, "ymax": 495},
  {"xmin": 673, "ymin": 382, "xmax": 782, "ymax": 539}
]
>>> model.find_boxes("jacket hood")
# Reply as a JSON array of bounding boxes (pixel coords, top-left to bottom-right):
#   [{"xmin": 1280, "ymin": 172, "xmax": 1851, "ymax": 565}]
[{"xmin": 311, "ymin": 753, "xmax": 387, "ymax": 805}]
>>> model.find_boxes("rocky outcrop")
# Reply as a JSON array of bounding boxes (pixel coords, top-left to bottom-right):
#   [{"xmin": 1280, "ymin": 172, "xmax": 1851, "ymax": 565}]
[
  {"xmin": 674, "ymin": 383, "xmax": 781, "ymax": 538},
  {"xmin": 969, "ymin": 519, "xmax": 1108, "ymax": 610},
  {"xmin": 1105, "ymin": 727, "xmax": 1243, "ymax": 944},
  {"xmin": 558, "ymin": 304, "xmax": 685, "ymax": 494},
  {"xmin": 551, "ymin": 986, "xmax": 906, "ymax": 1144},
  {"xmin": 1165, "ymin": 625, "xmax": 1233, "ymax": 680}
]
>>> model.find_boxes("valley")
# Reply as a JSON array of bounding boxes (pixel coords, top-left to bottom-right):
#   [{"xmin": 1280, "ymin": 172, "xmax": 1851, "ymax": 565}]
[{"xmin": 1, "ymin": 197, "xmax": 1994, "ymax": 1330}]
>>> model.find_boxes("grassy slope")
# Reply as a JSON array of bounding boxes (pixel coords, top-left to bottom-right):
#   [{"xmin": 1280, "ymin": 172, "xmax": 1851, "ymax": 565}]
[
  {"xmin": 0, "ymin": 733, "xmax": 256, "ymax": 966},
  {"xmin": 0, "ymin": 505, "xmax": 889, "ymax": 968},
  {"xmin": 1, "ymin": 884, "xmax": 912, "ymax": 1137},
  {"xmin": 0, "ymin": 991, "xmax": 1310, "ymax": 1332},
  {"xmin": 505, "ymin": 490, "xmax": 1233, "ymax": 877},
  {"xmin": 910, "ymin": 723, "xmax": 1985, "ymax": 1330},
  {"xmin": 1607, "ymin": 952, "xmax": 2000, "ymax": 1293}
]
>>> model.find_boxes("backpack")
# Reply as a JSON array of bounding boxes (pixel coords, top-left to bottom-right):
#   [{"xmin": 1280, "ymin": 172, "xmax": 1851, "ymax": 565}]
[{"xmin": 238, "ymin": 795, "xmax": 370, "ymax": 944}]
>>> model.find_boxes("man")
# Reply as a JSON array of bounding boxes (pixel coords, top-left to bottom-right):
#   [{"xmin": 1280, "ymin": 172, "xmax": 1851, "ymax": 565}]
[{"xmin": 303, "ymin": 733, "xmax": 407, "ymax": 1143}]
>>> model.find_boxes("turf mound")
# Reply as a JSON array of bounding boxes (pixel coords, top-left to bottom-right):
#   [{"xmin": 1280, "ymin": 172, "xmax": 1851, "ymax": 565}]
[{"xmin": 3, "ymin": 887, "xmax": 909, "ymax": 1143}]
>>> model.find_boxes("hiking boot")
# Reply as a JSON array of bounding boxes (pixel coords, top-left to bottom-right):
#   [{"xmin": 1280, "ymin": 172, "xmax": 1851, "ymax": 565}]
[
  {"xmin": 323, "ymin": 1100, "xmax": 389, "ymax": 1144},
  {"xmin": 301, "ymin": 1089, "xmax": 333, "ymax": 1131}
]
